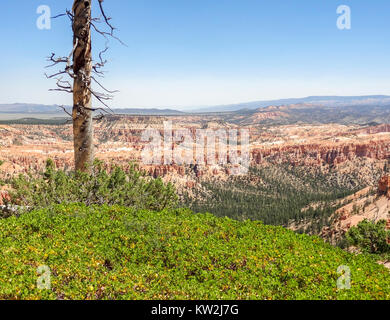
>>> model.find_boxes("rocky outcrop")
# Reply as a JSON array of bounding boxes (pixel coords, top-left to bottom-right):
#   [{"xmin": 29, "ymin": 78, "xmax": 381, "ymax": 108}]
[
  {"xmin": 251, "ymin": 141, "xmax": 390, "ymax": 166},
  {"xmin": 322, "ymin": 178, "xmax": 390, "ymax": 244},
  {"xmin": 378, "ymin": 175, "xmax": 390, "ymax": 197}
]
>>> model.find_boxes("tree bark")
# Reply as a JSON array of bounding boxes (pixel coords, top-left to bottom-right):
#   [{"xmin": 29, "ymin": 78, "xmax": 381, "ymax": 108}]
[{"xmin": 72, "ymin": 0, "xmax": 94, "ymax": 172}]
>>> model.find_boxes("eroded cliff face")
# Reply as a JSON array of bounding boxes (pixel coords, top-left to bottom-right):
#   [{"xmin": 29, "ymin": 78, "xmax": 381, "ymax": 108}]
[
  {"xmin": 321, "ymin": 178, "xmax": 390, "ymax": 245},
  {"xmin": 1, "ymin": 118, "xmax": 390, "ymax": 184},
  {"xmin": 378, "ymin": 175, "xmax": 390, "ymax": 198},
  {"xmin": 251, "ymin": 124, "xmax": 390, "ymax": 166},
  {"xmin": 251, "ymin": 141, "xmax": 390, "ymax": 166}
]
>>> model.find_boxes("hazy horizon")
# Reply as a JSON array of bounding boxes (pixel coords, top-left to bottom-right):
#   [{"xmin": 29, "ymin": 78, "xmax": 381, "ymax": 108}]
[{"xmin": 2, "ymin": 94, "xmax": 390, "ymax": 113}]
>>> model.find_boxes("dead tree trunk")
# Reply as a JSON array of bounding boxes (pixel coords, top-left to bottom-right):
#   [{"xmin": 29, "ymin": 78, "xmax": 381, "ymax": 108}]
[
  {"xmin": 72, "ymin": 0, "xmax": 94, "ymax": 172},
  {"xmin": 46, "ymin": 1, "xmax": 119, "ymax": 171}
]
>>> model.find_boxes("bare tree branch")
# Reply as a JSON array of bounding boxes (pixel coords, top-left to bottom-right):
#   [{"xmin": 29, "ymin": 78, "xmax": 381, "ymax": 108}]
[
  {"xmin": 46, "ymin": 0, "xmax": 124, "ymax": 123},
  {"xmin": 58, "ymin": 105, "xmax": 72, "ymax": 118}
]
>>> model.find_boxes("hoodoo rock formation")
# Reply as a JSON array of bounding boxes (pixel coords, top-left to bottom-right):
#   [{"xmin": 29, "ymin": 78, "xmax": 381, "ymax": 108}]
[{"xmin": 2, "ymin": 120, "xmax": 390, "ymax": 176}]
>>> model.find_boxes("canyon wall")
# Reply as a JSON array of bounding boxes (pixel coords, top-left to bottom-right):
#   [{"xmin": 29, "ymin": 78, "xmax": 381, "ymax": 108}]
[{"xmin": 1, "ymin": 120, "xmax": 390, "ymax": 178}]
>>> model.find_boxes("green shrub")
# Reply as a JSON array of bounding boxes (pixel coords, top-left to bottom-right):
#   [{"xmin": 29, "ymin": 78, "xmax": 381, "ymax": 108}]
[
  {"xmin": 346, "ymin": 220, "xmax": 390, "ymax": 254},
  {"xmin": 0, "ymin": 204, "xmax": 389, "ymax": 300},
  {"xmin": 6, "ymin": 159, "xmax": 177, "ymax": 212}
]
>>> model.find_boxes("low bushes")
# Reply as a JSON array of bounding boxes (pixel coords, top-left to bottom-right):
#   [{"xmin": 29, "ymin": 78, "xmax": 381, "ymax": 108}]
[
  {"xmin": 346, "ymin": 219, "xmax": 390, "ymax": 257},
  {"xmin": 6, "ymin": 159, "xmax": 177, "ymax": 212},
  {"xmin": 0, "ymin": 204, "xmax": 388, "ymax": 300}
]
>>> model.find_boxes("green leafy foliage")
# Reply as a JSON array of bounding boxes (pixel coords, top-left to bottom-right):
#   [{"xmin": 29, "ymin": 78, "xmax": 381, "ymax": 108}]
[
  {"xmin": 346, "ymin": 220, "xmax": 390, "ymax": 255},
  {"xmin": 7, "ymin": 159, "xmax": 177, "ymax": 212},
  {"xmin": 0, "ymin": 204, "xmax": 388, "ymax": 300}
]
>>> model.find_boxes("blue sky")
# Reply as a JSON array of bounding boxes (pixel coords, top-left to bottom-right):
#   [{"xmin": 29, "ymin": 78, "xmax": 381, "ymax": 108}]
[{"xmin": 0, "ymin": 0, "xmax": 389, "ymax": 109}]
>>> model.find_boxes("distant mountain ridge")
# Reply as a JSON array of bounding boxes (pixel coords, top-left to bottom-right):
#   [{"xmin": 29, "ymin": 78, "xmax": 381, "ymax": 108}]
[
  {"xmin": 0, "ymin": 104, "xmax": 184, "ymax": 116},
  {"xmin": 1, "ymin": 95, "xmax": 390, "ymax": 115},
  {"xmin": 0, "ymin": 103, "xmax": 62, "ymax": 113},
  {"xmin": 192, "ymin": 95, "xmax": 390, "ymax": 112}
]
